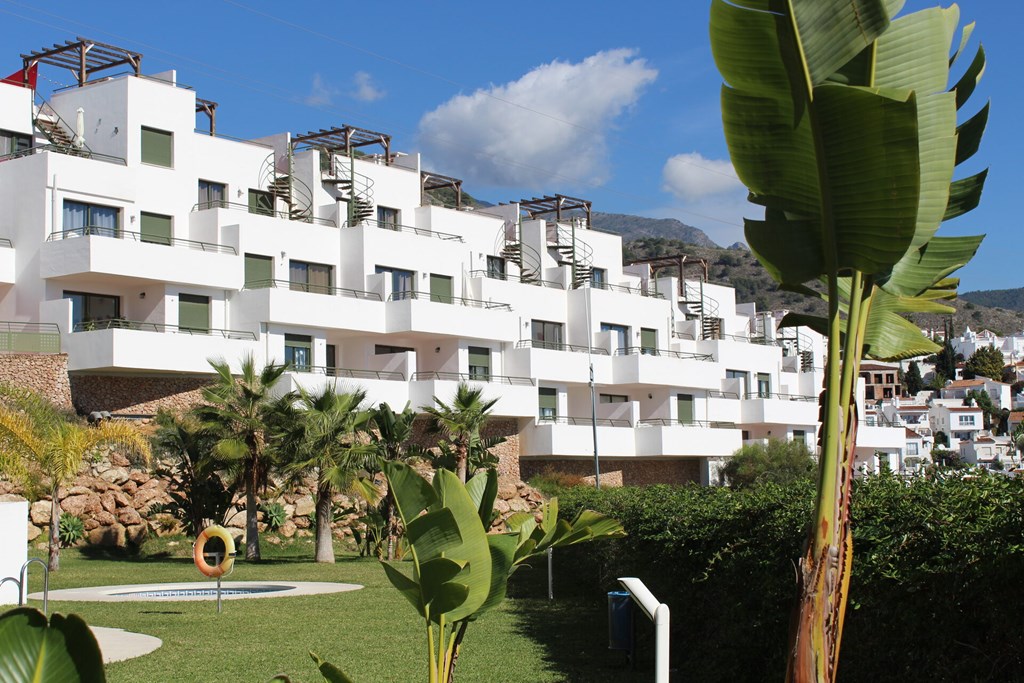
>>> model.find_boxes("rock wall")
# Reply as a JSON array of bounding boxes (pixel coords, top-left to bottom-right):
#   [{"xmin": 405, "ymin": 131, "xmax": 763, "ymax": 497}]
[
  {"xmin": 520, "ymin": 457, "xmax": 702, "ymax": 487},
  {"xmin": 70, "ymin": 374, "xmax": 212, "ymax": 415},
  {"xmin": 0, "ymin": 353, "xmax": 72, "ymax": 409},
  {"xmin": 407, "ymin": 416, "xmax": 523, "ymax": 482}
]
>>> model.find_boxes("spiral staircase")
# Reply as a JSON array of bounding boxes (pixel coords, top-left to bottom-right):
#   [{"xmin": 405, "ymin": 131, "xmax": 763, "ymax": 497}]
[{"xmin": 259, "ymin": 151, "xmax": 313, "ymax": 222}]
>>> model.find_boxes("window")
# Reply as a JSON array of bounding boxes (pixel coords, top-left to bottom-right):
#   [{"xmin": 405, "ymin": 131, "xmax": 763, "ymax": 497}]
[
  {"xmin": 486, "ymin": 256, "xmax": 506, "ymax": 280},
  {"xmin": 865, "ymin": 386, "xmax": 876, "ymax": 400},
  {"xmin": 793, "ymin": 429, "xmax": 806, "ymax": 444},
  {"xmin": 874, "ymin": 374, "xmax": 883, "ymax": 384},
  {"xmin": 284, "ymin": 334, "xmax": 312, "ymax": 371},
  {"xmin": 906, "ymin": 442, "xmax": 919, "ymax": 456},
  {"xmin": 0, "ymin": 129, "xmax": 31, "ymax": 157},
  {"xmin": 375, "ymin": 344, "xmax": 414, "ymax": 355},
  {"xmin": 538, "ymin": 387, "xmax": 557, "ymax": 419},
  {"xmin": 244, "ymin": 254, "xmax": 273, "ymax": 287},
  {"xmin": 141, "ymin": 126, "xmax": 173, "ymax": 167},
  {"xmin": 289, "ymin": 260, "xmax": 333, "ymax": 293},
  {"xmin": 376, "ymin": 266, "xmax": 415, "ymax": 299},
  {"xmin": 601, "ymin": 323, "xmax": 629, "ymax": 353},
  {"xmin": 885, "ymin": 373, "xmax": 895, "ymax": 384},
  {"xmin": 325, "ymin": 344, "xmax": 336, "ymax": 371},
  {"xmin": 726, "ymin": 369, "xmax": 749, "ymax": 397},
  {"xmin": 376, "ymin": 206, "xmax": 399, "ymax": 229},
  {"xmin": 678, "ymin": 394, "xmax": 694, "ymax": 424},
  {"xmin": 178, "ymin": 294, "xmax": 210, "ymax": 333},
  {"xmin": 429, "ymin": 274, "xmax": 454, "ymax": 304},
  {"xmin": 140, "ymin": 212, "xmax": 172, "ymax": 246},
  {"xmin": 468, "ymin": 346, "xmax": 490, "ymax": 381},
  {"xmin": 600, "ymin": 394, "xmax": 628, "ymax": 403},
  {"xmin": 64, "ymin": 291, "xmax": 120, "ymax": 329},
  {"xmin": 742, "ymin": 430, "xmax": 750, "ymax": 441},
  {"xmin": 248, "ymin": 189, "xmax": 274, "ymax": 217},
  {"xmin": 640, "ymin": 328, "xmax": 657, "ymax": 355},
  {"xmin": 63, "ymin": 200, "xmax": 119, "ymax": 236},
  {"xmin": 959, "ymin": 414, "xmax": 976, "ymax": 426},
  {"xmin": 590, "ymin": 268, "xmax": 607, "ymax": 289},
  {"xmin": 531, "ymin": 320, "xmax": 564, "ymax": 350},
  {"xmin": 757, "ymin": 372, "xmax": 771, "ymax": 398},
  {"xmin": 198, "ymin": 180, "xmax": 226, "ymax": 209}
]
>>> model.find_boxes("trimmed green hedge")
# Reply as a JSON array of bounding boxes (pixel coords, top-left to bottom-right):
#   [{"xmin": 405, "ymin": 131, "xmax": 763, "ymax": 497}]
[{"xmin": 553, "ymin": 472, "xmax": 1024, "ymax": 682}]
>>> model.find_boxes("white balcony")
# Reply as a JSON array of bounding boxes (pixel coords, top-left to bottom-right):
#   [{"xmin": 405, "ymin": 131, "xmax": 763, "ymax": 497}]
[
  {"xmin": 740, "ymin": 393, "xmax": 818, "ymax": 425},
  {"xmin": 611, "ymin": 348, "xmax": 721, "ymax": 388},
  {"xmin": 384, "ymin": 293, "xmax": 518, "ymax": 341},
  {"xmin": 521, "ymin": 418, "xmax": 636, "ymax": 457},
  {"xmin": 277, "ymin": 368, "xmax": 411, "ymax": 407},
  {"xmin": 408, "ymin": 372, "xmax": 537, "ymax": 417},
  {"xmin": 232, "ymin": 282, "xmax": 385, "ymax": 333},
  {"xmin": 0, "ymin": 240, "xmax": 13, "ymax": 285},
  {"xmin": 634, "ymin": 420, "xmax": 743, "ymax": 457},
  {"xmin": 855, "ymin": 423, "xmax": 907, "ymax": 451},
  {"xmin": 40, "ymin": 229, "xmax": 239, "ymax": 289},
  {"xmin": 503, "ymin": 341, "xmax": 613, "ymax": 385}
]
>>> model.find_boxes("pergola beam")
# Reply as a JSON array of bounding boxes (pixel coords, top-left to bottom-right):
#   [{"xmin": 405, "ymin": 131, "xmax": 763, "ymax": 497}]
[{"xmin": 21, "ymin": 37, "xmax": 142, "ymax": 87}]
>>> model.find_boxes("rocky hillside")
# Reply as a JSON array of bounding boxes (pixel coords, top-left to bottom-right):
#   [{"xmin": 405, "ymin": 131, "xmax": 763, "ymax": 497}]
[
  {"xmin": 591, "ymin": 212, "xmax": 719, "ymax": 248},
  {"xmin": 960, "ymin": 288, "xmax": 1024, "ymax": 313}
]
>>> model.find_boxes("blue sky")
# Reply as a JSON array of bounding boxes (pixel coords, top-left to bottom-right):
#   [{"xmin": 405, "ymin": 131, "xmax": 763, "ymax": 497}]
[{"xmin": 3, "ymin": 1, "xmax": 1019, "ymax": 292}]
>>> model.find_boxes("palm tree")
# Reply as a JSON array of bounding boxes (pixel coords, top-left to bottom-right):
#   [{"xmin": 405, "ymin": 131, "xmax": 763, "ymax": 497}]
[
  {"xmin": 0, "ymin": 385, "xmax": 150, "ymax": 570},
  {"xmin": 367, "ymin": 401, "xmax": 418, "ymax": 560},
  {"xmin": 194, "ymin": 354, "xmax": 288, "ymax": 561},
  {"xmin": 421, "ymin": 383, "xmax": 498, "ymax": 483},
  {"xmin": 281, "ymin": 386, "xmax": 371, "ymax": 563}
]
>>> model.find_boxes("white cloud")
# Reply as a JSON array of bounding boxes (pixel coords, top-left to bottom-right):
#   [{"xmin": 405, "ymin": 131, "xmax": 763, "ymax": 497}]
[
  {"xmin": 351, "ymin": 71, "xmax": 385, "ymax": 102},
  {"xmin": 417, "ymin": 49, "xmax": 657, "ymax": 187},
  {"xmin": 303, "ymin": 73, "xmax": 339, "ymax": 107},
  {"xmin": 661, "ymin": 152, "xmax": 744, "ymax": 202}
]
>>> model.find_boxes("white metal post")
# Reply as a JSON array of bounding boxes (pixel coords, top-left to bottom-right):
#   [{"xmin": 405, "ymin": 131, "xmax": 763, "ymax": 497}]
[{"xmin": 618, "ymin": 577, "xmax": 670, "ymax": 683}]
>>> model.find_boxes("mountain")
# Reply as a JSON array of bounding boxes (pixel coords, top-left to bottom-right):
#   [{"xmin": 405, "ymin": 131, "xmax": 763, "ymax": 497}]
[
  {"xmin": 591, "ymin": 212, "xmax": 719, "ymax": 248},
  {"xmin": 960, "ymin": 288, "xmax": 1024, "ymax": 313}
]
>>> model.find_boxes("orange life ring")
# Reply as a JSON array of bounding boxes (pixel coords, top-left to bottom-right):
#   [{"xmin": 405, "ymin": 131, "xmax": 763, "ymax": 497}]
[{"xmin": 193, "ymin": 525, "xmax": 236, "ymax": 578}]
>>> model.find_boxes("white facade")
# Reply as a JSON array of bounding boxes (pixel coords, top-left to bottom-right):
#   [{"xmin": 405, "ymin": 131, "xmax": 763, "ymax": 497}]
[{"xmin": 0, "ymin": 60, "xmax": 911, "ymax": 482}]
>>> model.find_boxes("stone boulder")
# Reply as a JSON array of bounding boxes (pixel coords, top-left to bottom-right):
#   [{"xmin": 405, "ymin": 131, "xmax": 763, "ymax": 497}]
[
  {"xmin": 279, "ymin": 520, "xmax": 297, "ymax": 539},
  {"xmin": 88, "ymin": 523, "xmax": 126, "ymax": 548},
  {"xmin": 99, "ymin": 467, "xmax": 130, "ymax": 485},
  {"xmin": 61, "ymin": 493, "xmax": 102, "ymax": 517},
  {"xmin": 26, "ymin": 524, "xmax": 41, "ymax": 542},
  {"xmin": 293, "ymin": 495, "xmax": 315, "ymax": 518},
  {"xmin": 118, "ymin": 507, "xmax": 143, "ymax": 526},
  {"xmin": 30, "ymin": 501, "xmax": 51, "ymax": 525},
  {"xmin": 125, "ymin": 524, "xmax": 148, "ymax": 546}
]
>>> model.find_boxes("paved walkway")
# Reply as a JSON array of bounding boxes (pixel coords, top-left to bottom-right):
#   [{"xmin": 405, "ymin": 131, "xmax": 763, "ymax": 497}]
[{"xmin": 91, "ymin": 626, "xmax": 162, "ymax": 663}]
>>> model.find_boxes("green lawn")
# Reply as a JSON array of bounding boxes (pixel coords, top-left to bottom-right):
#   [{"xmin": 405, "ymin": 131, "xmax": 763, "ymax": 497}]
[{"xmin": 22, "ymin": 537, "xmax": 649, "ymax": 682}]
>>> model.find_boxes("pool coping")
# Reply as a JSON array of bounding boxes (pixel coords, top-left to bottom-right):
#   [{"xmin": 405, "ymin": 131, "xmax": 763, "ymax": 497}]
[{"xmin": 30, "ymin": 581, "xmax": 363, "ymax": 602}]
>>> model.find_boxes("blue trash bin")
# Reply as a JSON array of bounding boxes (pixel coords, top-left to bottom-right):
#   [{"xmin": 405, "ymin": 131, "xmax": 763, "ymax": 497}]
[{"xmin": 608, "ymin": 590, "xmax": 634, "ymax": 651}]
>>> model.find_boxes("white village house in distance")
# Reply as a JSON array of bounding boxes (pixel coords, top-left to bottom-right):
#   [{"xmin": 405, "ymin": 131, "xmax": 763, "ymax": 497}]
[{"xmin": 0, "ymin": 39, "xmax": 915, "ymax": 484}]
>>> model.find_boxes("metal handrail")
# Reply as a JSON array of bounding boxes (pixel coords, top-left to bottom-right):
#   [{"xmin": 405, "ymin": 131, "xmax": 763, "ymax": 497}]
[
  {"xmin": 0, "ymin": 322, "xmax": 61, "ymax": 354},
  {"xmin": 707, "ymin": 390, "xmax": 741, "ymax": 400},
  {"xmin": 514, "ymin": 339, "xmax": 610, "ymax": 355},
  {"xmin": 411, "ymin": 371, "xmax": 535, "ymax": 386},
  {"xmin": 862, "ymin": 414, "xmax": 899, "ymax": 427},
  {"xmin": 47, "ymin": 227, "xmax": 236, "ymax": 254},
  {"xmin": 744, "ymin": 391, "xmax": 817, "ymax": 402},
  {"xmin": 193, "ymin": 129, "xmax": 274, "ymax": 148},
  {"xmin": 348, "ymin": 218, "xmax": 464, "ymax": 243},
  {"xmin": 20, "ymin": 558, "xmax": 48, "ymax": 614},
  {"xmin": 591, "ymin": 281, "xmax": 664, "ymax": 298},
  {"xmin": 537, "ymin": 415, "xmax": 631, "ymax": 427},
  {"xmin": 614, "ymin": 347, "xmax": 715, "ymax": 362},
  {"xmin": 71, "ymin": 319, "xmax": 257, "ymax": 340},
  {"xmin": 672, "ymin": 330, "xmax": 697, "ymax": 341},
  {"xmin": 191, "ymin": 200, "xmax": 337, "ymax": 227},
  {"xmin": 387, "ymin": 290, "xmax": 512, "ymax": 311},
  {"xmin": 0, "ymin": 322, "xmax": 59, "ymax": 334},
  {"xmin": 637, "ymin": 418, "xmax": 738, "ymax": 429},
  {"xmin": 0, "ymin": 143, "xmax": 126, "ymax": 166},
  {"xmin": 291, "ymin": 366, "xmax": 404, "ymax": 381},
  {"xmin": 467, "ymin": 270, "xmax": 564, "ymax": 289},
  {"xmin": 243, "ymin": 279, "xmax": 381, "ymax": 301}
]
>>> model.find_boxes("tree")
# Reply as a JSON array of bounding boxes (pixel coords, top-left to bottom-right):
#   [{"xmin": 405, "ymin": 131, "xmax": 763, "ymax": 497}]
[
  {"xmin": 421, "ymin": 383, "xmax": 498, "ymax": 483},
  {"xmin": 904, "ymin": 361, "xmax": 924, "ymax": 396},
  {"xmin": 722, "ymin": 439, "xmax": 816, "ymax": 489},
  {"xmin": 366, "ymin": 402, "xmax": 419, "ymax": 560},
  {"xmin": 710, "ymin": 1, "xmax": 986, "ymax": 680},
  {"xmin": 932, "ymin": 336, "xmax": 960, "ymax": 383},
  {"xmin": 1011, "ymin": 422, "xmax": 1024, "ymax": 467},
  {"xmin": 964, "ymin": 389, "xmax": 1000, "ymax": 432},
  {"xmin": 194, "ymin": 354, "xmax": 289, "ymax": 561},
  {"xmin": 964, "ymin": 346, "xmax": 1005, "ymax": 381},
  {"xmin": 281, "ymin": 387, "xmax": 371, "ymax": 563},
  {"xmin": 0, "ymin": 385, "xmax": 150, "ymax": 570}
]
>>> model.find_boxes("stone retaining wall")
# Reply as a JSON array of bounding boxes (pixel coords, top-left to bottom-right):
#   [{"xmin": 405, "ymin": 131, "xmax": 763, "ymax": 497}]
[
  {"xmin": 70, "ymin": 374, "xmax": 212, "ymax": 415},
  {"xmin": 520, "ymin": 457, "xmax": 702, "ymax": 487},
  {"xmin": 0, "ymin": 353, "xmax": 72, "ymax": 409}
]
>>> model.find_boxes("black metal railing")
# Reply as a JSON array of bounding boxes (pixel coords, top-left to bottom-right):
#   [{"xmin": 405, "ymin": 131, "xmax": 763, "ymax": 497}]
[
  {"xmin": 71, "ymin": 319, "xmax": 256, "ymax": 340},
  {"xmin": 672, "ymin": 330, "xmax": 698, "ymax": 341},
  {"xmin": 707, "ymin": 390, "xmax": 741, "ymax": 400},
  {"xmin": 744, "ymin": 391, "xmax": 817, "ymax": 402},
  {"xmin": 47, "ymin": 227, "xmax": 236, "ymax": 254},
  {"xmin": 243, "ymin": 279, "xmax": 381, "ymax": 301},
  {"xmin": 0, "ymin": 144, "xmax": 126, "ymax": 166},
  {"xmin": 411, "ymin": 371, "xmax": 535, "ymax": 386},
  {"xmin": 467, "ymin": 270, "xmax": 564, "ymax": 289},
  {"xmin": 591, "ymin": 281, "xmax": 664, "ymax": 298},
  {"xmin": 637, "ymin": 418, "xmax": 738, "ymax": 429},
  {"xmin": 514, "ymin": 339, "xmax": 610, "ymax": 355},
  {"xmin": 0, "ymin": 322, "xmax": 61, "ymax": 353},
  {"xmin": 191, "ymin": 200, "xmax": 336, "ymax": 227},
  {"xmin": 861, "ymin": 414, "xmax": 899, "ymax": 427},
  {"xmin": 346, "ymin": 218, "xmax": 463, "ymax": 242},
  {"xmin": 192, "ymin": 129, "xmax": 274, "ymax": 148},
  {"xmin": 387, "ymin": 290, "xmax": 512, "ymax": 311},
  {"xmin": 537, "ymin": 415, "xmax": 631, "ymax": 427},
  {"xmin": 614, "ymin": 347, "xmax": 715, "ymax": 362},
  {"xmin": 289, "ymin": 366, "xmax": 404, "ymax": 381}
]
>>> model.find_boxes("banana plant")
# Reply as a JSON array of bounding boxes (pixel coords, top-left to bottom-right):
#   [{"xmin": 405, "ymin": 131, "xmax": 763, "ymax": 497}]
[
  {"xmin": 311, "ymin": 462, "xmax": 624, "ymax": 683},
  {"xmin": 709, "ymin": 1, "xmax": 986, "ymax": 680},
  {"xmin": 0, "ymin": 608, "xmax": 106, "ymax": 682}
]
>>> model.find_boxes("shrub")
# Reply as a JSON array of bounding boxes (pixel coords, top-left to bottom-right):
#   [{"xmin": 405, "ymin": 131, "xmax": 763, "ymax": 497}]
[
  {"xmin": 58, "ymin": 513, "xmax": 85, "ymax": 547},
  {"xmin": 260, "ymin": 502, "xmax": 287, "ymax": 531},
  {"xmin": 721, "ymin": 438, "xmax": 816, "ymax": 489},
  {"xmin": 528, "ymin": 467, "xmax": 586, "ymax": 496}
]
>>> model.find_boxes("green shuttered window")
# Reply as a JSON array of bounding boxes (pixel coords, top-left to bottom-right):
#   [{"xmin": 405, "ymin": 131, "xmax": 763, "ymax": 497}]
[
  {"xmin": 430, "ymin": 274, "xmax": 453, "ymax": 303},
  {"xmin": 141, "ymin": 127, "xmax": 173, "ymax": 167},
  {"xmin": 178, "ymin": 294, "xmax": 209, "ymax": 333},
  {"xmin": 539, "ymin": 387, "xmax": 557, "ymax": 419},
  {"xmin": 140, "ymin": 212, "xmax": 171, "ymax": 245},
  {"xmin": 244, "ymin": 254, "xmax": 273, "ymax": 287},
  {"xmin": 677, "ymin": 394, "xmax": 694, "ymax": 424},
  {"xmin": 468, "ymin": 346, "xmax": 490, "ymax": 380}
]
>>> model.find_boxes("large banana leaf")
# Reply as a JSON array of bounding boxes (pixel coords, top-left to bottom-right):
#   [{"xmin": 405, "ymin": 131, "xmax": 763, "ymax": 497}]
[{"xmin": 0, "ymin": 608, "xmax": 106, "ymax": 683}]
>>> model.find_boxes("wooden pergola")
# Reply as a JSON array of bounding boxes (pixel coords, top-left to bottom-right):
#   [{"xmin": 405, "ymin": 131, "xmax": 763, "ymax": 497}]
[
  {"xmin": 292, "ymin": 125, "xmax": 391, "ymax": 163},
  {"xmin": 626, "ymin": 254, "xmax": 709, "ymax": 296},
  {"xmin": 195, "ymin": 98, "xmax": 217, "ymax": 135},
  {"xmin": 21, "ymin": 38, "xmax": 142, "ymax": 88},
  {"xmin": 518, "ymin": 194, "xmax": 592, "ymax": 225},
  {"xmin": 420, "ymin": 170, "xmax": 463, "ymax": 209}
]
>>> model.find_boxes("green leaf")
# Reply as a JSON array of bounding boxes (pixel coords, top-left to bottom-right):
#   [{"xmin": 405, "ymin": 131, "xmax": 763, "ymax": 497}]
[
  {"xmin": 951, "ymin": 44, "xmax": 985, "ymax": 110},
  {"xmin": 383, "ymin": 461, "xmax": 435, "ymax": 526},
  {"xmin": 381, "ymin": 562, "xmax": 425, "ymax": 616},
  {"xmin": 465, "ymin": 468, "xmax": 498, "ymax": 527},
  {"xmin": 472, "ymin": 534, "xmax": 519, "ymax": 619},
  {"xmin": 779, "ymin": 313, "xmax": 829, "ymax": 337},
  {"xmin": 787, "ymin": 0, "xmax": 890, "ymax": 88},
  {"xmin": 949, "ymin": 20, "xmax": 975, "ymax": 67},
  {"xmin": 874, "ymin": 7, "xmax": 957, "ymax": 94},
  {"xmin": 955, "ymin": 101, "xmax": 989, "ymax": 166},
  {"xmin": 418, "ymin": 557, "xmax": 466, "ymax": 606},
  {"xmin": 710, "ymin": 0, "xmax": 790, "ymax": 96},
  {"xmin": 428, "ymin": 582, "xmax": 471, "ymax": 625},
  {"xmin": 0, "ymin": 608, "xmax": 106, "ymax": 683},
  {"xmin": 864, "ymin": 308, "xmax": 942, "ymax": 360},
  {"xmin": 504, "ymin": 512, "xmax": 534, "ymax": 533},
  {"xmin": 405, "ymin": 508, "xmax": 462, "ymax": 563},
  {"xmin": 309, "ymin": 652, "xmax": 356, "ymax": 683},
  {"xmin": 944, "ymin": 170, "xmax": 987, "ymax": 221},
  {"xmin": 882, "ymin": 235, "xmax": 984, "ymax": 297},
  {"xmin": 745, "ymin": 218, "xmax": 823, "ymax": 286}
]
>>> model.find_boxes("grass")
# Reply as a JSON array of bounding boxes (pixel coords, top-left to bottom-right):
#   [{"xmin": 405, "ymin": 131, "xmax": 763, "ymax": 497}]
[{"xmin": 22, "ymin": 535, "xmax": 650, "ymax": 682}]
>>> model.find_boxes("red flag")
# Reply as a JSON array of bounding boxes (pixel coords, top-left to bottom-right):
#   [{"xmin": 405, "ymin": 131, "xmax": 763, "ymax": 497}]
[{"xmin": 1, "ymin": 63, "xmax": 37, "ymax": 89}]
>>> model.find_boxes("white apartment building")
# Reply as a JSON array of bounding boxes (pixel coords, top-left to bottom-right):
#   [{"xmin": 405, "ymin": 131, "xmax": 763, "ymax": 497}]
[{"xmin": 0, "ymin": 40, "xmax": 905, "ymax": 485}]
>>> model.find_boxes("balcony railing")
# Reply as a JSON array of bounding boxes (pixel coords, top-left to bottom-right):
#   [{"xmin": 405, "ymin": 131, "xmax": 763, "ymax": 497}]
[
  {"xmin": 614, "ymin": 347, "xmax": 715, "ymax": 362},
  {"xmin": 537, "ymin": 416, "xmax": 631, "ymax": 427},
  {"xmin": 467, "ymin": 270, "xmax": 564, "ymax": 289},
  {"xmin": 514, "ymin": 339, "xmax": 610, "ymax": 355},
  {"xmin": 708, "ymin": 390, "xmax": 741, "ymax": 400},
  {"xmin": 862, "ymin": 414, "xmax": 899, "ymax": 427},
  {"xmin": 591, "ymin": 281, "xmax": 664, "ymax": 298},
  {"xmin": 387, "ymin": 290, "xmax": 512, "ymax": 311},
  {"xmin": 243, "ymin": 279, "xmax": 381, "ymax": 301},
  {"xmin": 637, "ymin": 418, "xmax": 738, "ymax": 429},
  {"xmin": 744, "ymin": 391, "xmax": 817, "ymax": 402},
  {"xmin": 289, "ymin": 365, "xmax": 405, "ymax": 381},
  {"xmin": 411, "ymin": 371, "xmax": 535, "ymax": 386},
  {"xmin": 0, "ymin": 144, "xmax": 126, "ymax": 166},
  {"xmin": 0, "ymin": 322, "xmax": 61, "ymax": 353},
  {"xmin": 192, "ymin": 200, "xmax": 336, "ymax": 227},
  {"xmin": 47, "ymin": 227, "xmax": 236, "ymax": 255},
  {"xmin": 71, "ymin": 319, "xmax": 256, "ymax": 340},
  {"xmin": 347, "ymin": 218, "xmax": 464, "ymax": 242}
]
